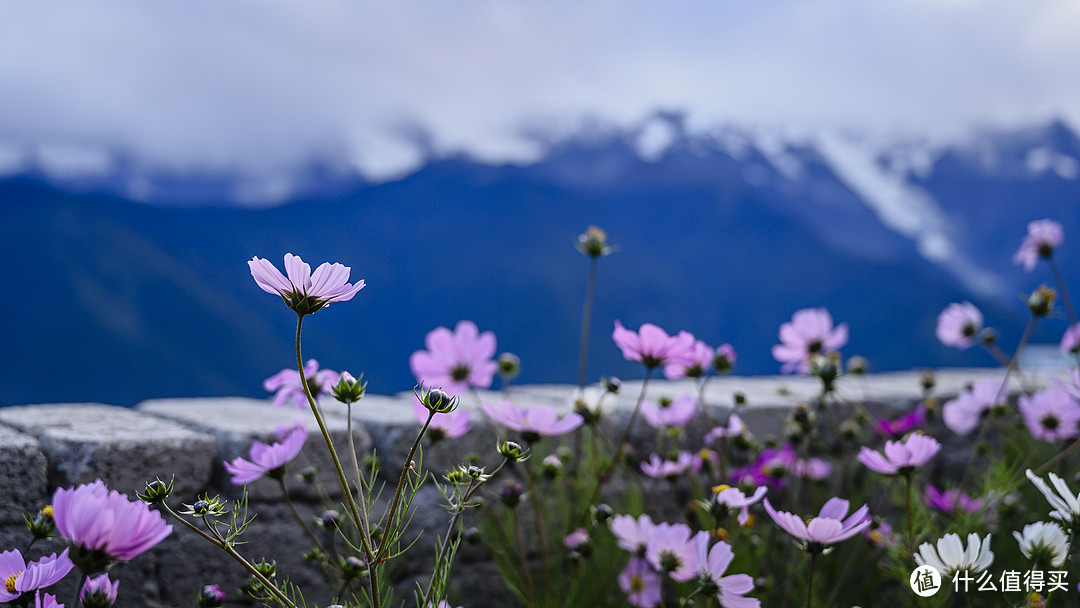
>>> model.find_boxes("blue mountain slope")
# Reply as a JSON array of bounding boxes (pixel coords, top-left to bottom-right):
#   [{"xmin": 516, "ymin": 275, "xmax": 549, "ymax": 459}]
[{"xmin": 1, "ymin": 125, "xmax": 1071, "ymax": 407}]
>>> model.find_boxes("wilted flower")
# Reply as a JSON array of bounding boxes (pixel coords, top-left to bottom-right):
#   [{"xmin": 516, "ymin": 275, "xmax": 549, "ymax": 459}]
[
  {"xmin": 53, "ymin": 480, "xmax": 172, "ymax": 569},
  {"xmin": 1014, "ymin": 219, "xmax": 1064, "ymax": 271},
  {"xmin": 223, "ymin": 423, "xmax": 307, "ymax": 484},
  {"xmin": 771, "ymin": 308, "xmax": 848, "ymax": 374},
  {"xmin": 249, "ymin": 254, "xmax": 365, "ymax": 315},
  {"xmin": 764, "ymin": 497, "xmax": 870, "ymax": 552},
  {"xmin": 264, "ymin": 359, "xmax": 339, "ymax": 409},
  {"xmin": 482, "ymin": 401, "xmax": 583, "ymax": 441},
  {"xmin": 641, "ymin": 395, "xmax": 698, "ymax": 429},
  {"xmin": 1019, "ymin": 387, "xmax": 1080, "ymax": 442},
  {"xmin": 664, "ymin": 340, "xmax": 714, "ymax": 379},
  {"xmin": 924, "ymin": 485, "xmax": 983, "ymax": 513},
  {"xmin": 857, "ymin": 433, "xmax": 940, "ymax": 476},
  {"xmin": 612, "ymin": 321, "xmax": 696, "ymax": 370},
  {"xmin": 915, "ymin": 533, "xmax": 994, "ymax": 578},
  {"xmin": 1014, "ymin": 522, "xmax": 1068, "ymax": 568},
  {"xmin": 610, "ymin": 514, "xmax": 656, "ymax": 554},
  {"xmin": 0, "ymin": 549, "xmax": 74, "ymax": 602},
  {"xmin": 691, "ymin": 535, "xmax": 760, "ymax": 608},
  {"xmin": 936, "ymin": 302, "xmax": 984, "ymax": 350},
  {"xmin": 618, "ymin": 557, "xmax": 661, "ymax": 608},
  {"xmin": 410, "ymin": 321, "xmax": 498, "ymax": 395},
  {"xmin": 640, "ymin": 452, "xmax": 695, "ymax": 480},
  {"xmin": 80, "ymin": 574, "xmax": 119, "ymax": 608},
  {"xmin": 413, "ymin": 397, "xmax": 472, "ymax": 441},
  {"xmin": 942, "ymin": 376, "xmax": 1003, "ymax": 435},
  {"xmin": 1026, "ymin": 469, "xmax": 1080, "ymax": 525},
  {"xmin": 645, "ymin": 523, "xmax": 699, "ymax": 582}
]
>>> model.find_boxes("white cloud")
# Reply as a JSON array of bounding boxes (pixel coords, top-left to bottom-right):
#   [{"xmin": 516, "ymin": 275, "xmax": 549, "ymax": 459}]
[{"xmin": 1, "ymin": 0, "xmax": 1080, "ymax": 191}]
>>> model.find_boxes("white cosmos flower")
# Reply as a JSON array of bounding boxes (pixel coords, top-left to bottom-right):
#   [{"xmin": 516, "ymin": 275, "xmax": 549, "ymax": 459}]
[
  {"xmin": 914, "ymin": 533, "xmax": 994, "ymax": 577},
  {"xmin": 1026, "ymin": 469, "xmax": 1080, "ymax": 526},
  {"xmin": 1013, "ymin": 522, "xmax": 1069, "ymax": 568}
]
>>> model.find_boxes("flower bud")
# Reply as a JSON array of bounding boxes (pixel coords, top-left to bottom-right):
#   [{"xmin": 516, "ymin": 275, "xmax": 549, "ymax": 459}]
[
  {"xmin": 593, "ymin": 503, "xmax": 614, "ymax": 523},
  {"xmin": 602, "ymin": 376, "xmax": 621, "ymax": 393},
  {"xmin": 576, "ymin": 225, "xmax": 613, "ymax": 257},
  {"xmin": 919, "ymin": 369, "xmax": 936, "ymax": 392},
  {"xmin": 846, "ymin": 355, "xmax": 868, "ymax": 376},
  {"xmin": 499, "ymin": 481, "xmax": 525, "ymax": 508},
  {"xmin": 420, "ymin": 386, "xmax": 457, "ymax": 414},
  {"xmin": 713, "ymin": 344, "xmax": 736, "ymax": 374},
  {"xmin": 80, "ymin": 574, "xmax": 119, "ymax": 608},
  {"xmin": 318, "ymin": 510, "xmax": 340, "ymax": 529},
  {"xmin": 137, "ymin": 478, "xmax": 174, "ymax": 504},
  {"xmin": 497, "ymin": 353, "xmax": 521, "ymax": 379},
  {"xmin": 542, "ymin": 454, "xmax": 562, "ymax": 479},
  {"xmin": 1027, "ymin": 285, "xmax": 1057, "ymax": 317},
  {"xmin": 332, "ymin": 371, "xmax": 367, "ymax": 404},
  {"xmin": 197, "ymin": 584, "xmax": 226, "ymax": 608},
  {"xmin": 498, "ymin": 440, "xmax": 530, "ymax": 462}
]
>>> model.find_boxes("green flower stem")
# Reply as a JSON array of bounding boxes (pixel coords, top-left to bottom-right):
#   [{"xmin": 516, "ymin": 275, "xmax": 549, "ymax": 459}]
[
  {"xmin": 522, "ymin": 455, "xmax": 552, "ymax": 596},
  {"xmin": 578, "ymin": 256, "xmax": 598, "ymax": 389},
  {"xmin": 904, "ymin": 473, "xmax": 916, "ymax": 554},
  {"xmin": 346, "ymin": 401, "xmax": 375, "ymax": 552},
  {"xmin": 294, "ymin": 314, "xmax": 378, "ymax": 607},
  {"xmin": 806, "ymin": 552, "xmax": 818, "ymax": 608},
  {"xmin": 1049, "ymin": 258, "xmax": 1077, "ymax": 326},
  {"xmin": 376, "ymin": 409, "xmax": 435, "ymax": 562},
  {"xmin": 71, "ymin": 571, "xmax": 87, "ymax": 608},
  {"xmin": 277, "ymin": 477, "xmax": 325, "ymax": 555},
  {"xmin": 161, "ymin": 503, "xmax": 297, "ymax": 608}
]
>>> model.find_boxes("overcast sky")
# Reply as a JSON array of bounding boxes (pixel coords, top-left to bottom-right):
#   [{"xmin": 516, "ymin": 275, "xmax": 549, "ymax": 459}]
[{"xmin": 2, "ymin": 0, "xmax": 1079, "ymax": 187}]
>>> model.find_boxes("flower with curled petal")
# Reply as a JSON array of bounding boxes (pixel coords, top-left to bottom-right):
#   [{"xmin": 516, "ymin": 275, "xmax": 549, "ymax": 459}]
[
  {"xmin": 1026, "ymin": 469, "xmax": 1080, "ymax": 526},
  {"xmin": 763, "ymin": 497, "xmax": 870, "ymax": 552},
  {"xmin": 249, "ymin": 253, "xmax": 365, "ymax": 315},
  {"xmin": 1014, "ymin": 522, "xmax": 1068, "ymax": 568}
]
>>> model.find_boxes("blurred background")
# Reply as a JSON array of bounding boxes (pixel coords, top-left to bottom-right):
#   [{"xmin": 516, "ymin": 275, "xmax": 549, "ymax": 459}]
[{"xmin": 2, "ymin": 1, "xmax": 1080, "ymax": 406}]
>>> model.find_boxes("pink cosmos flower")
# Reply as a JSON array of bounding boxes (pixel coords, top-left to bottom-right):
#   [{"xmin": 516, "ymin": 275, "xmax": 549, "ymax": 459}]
[
  {"xmin": 734, "ymin": 444, "xmax": 830, "ymax": 487},
  {"xmin": 481, "ymin": 401, "xmax": 583, "ymax": 439},
  {"xmin": 412, "ymin": 398, "xmax": 472, "ymax": 441},
  {"xmin": 645, "ymin": 523, "xmax": 699, "ymax": 582},
  {"xmin": 612, "ymin": 321, "xmax": 696, "ymax": 370},
  {"xmin": 224, "ymin": 423, "xmax": 308, "ymax": 484},
  {"xmin": 864, "ymin": 521, "xmax": 900, "ymax": 549},
  {"xmin": 410, "ymin": 321, "xmax": 498, "ymax": 395},
  {"xmin": 1014, "ymin": 219, "xmax": 1064, "ymax": 271},
  {"xmin": 857, "ymin": 433, "xmax": 941, "ymax": 475},
  {"xmin": 641, "ymin": 395, "xmax": 698, "ymax": 429},
  {"xmin": 704, "ymin": 414, "xmax": 747, "ymax": 444},
  {"xmin": 942, "ymin": 376, "xmax": 1002, "ymax": 435},
  {"xmin": 713, "ymin": 344, "xmax": 737, "ymax": 373},
  {"xmin": 925, "ymin": 484, "xmax": 983, "ymax": 513},
  {"xmin": 564, "ymin": 528, "xmax": 590, "ymax": 550},
  {"xmin": 873, "ymin": 404, "xmax": 926, "ymax": 437},
  {"xmin": 52, "ymin": 480, "xmax": 172, "ymax": 564},
  {"xmin": 1061, "ymin": 324, "xmax": 1080, "ymax": 355},
  {"xmin": 663, "ymin": 340, "xmax": 714, "ymax": 379},
  {"xmin": 764, "ymin": 497, "xmax": 870, "ymax": 549},
  {"xmin": 249, "ymin": 254, "xmax": 365, "ymax": 315},
  {"xmin": 715, "ymin": 486, "xmax": 767, "ymax": 526},
  {"xmin": 771, "ymin": 308, "xmax": 848, "ymax": 374},
  {"xmin": 640, "ymin": 452, "xmax": 695, "ymax": 479},
  {"xmin": 618, "ymin": 557, "xmax": 661, "ymax": 608},
  {"xmin": 35, "ymin": 593, "xmax": 63, "ymax": 608},
  {"xmin": 264, "ymin": 359, "xmax": 339, "ymax": 409},
  {"xmin": 0, "ymin": 549, "xmax": 74, "ymax": 603},
  {"xmin": 936, "ymin": 302, "xmax": 984, "ymax": 350},
  {"xmin": 1019, "ymin": 387, "xmax": 1080, "ymax": 442},
  {"xmin": 81, "ymin": 574, "xmax": 119, "ymax": 606},
  {"xmin": 692, "ymin": 535, "xmax": 759, "ymax": 608},
  {"xmin": 610, "ymin": 514, "xmax": 656, "ymax": 554}
]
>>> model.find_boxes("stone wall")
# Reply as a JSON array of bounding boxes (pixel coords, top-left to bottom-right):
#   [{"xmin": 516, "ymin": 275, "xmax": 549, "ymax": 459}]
[{"xmin": 0, "ymin": 368, "xmax": 1055, "ymax": 607}]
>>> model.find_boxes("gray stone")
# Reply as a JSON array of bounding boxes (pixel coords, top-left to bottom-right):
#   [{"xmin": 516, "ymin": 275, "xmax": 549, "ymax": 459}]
[
  {"xmin": 0, "ymin": 403, "xmax": 216, "ymax": 499},
  {"xmin": 0, "ymin": 425, "xmax": 48, "ymax": 524},
  {"xmin": 138, "ymin": 397, "xmax": 372, "ymax": 502}
]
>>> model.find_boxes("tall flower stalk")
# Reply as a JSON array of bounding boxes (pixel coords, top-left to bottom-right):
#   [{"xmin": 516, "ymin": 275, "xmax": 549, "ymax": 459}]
[{"xmin": 576, "ymin": 225, "xmax": 613, "ymax": 389}]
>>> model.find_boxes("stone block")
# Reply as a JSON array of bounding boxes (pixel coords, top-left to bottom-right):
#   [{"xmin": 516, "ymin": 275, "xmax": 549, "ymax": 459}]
[{"xmin": 0, "ymin": 425, "xmax": 48, "ymax": 524}]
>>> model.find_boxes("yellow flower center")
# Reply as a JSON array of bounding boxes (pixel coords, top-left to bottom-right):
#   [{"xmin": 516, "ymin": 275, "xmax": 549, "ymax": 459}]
[
  {"xmin": 40, "ymin": 505, "xmax": 53, "ymax": 519},
  {"xmin": 5, "ymin": 572, "xmax": 20, "ymax": 593},
  {"xmin": 630, "ymin": 574, "xmax": 645, "ymax": 592}
]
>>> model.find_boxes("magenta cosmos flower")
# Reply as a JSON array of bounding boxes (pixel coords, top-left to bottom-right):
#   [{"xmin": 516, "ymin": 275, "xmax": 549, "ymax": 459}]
[
  {"xmin": 412, "ymin": 397, "xmax": 472, "ymax": 441},
  {"xmin": 612, "ymin": 321, "xmax": 696, "ymax": 370},
  {"xmin": 692, "ymin": 535, "xmax": 759, "ymax": 608},
  {"xmin": 264, "ymin": 359, "xmax": 339, "ymax": 409},
  {"xmin": 52, "ymin": 480, "xmax": 172, "ymax": 567},
  {"xmin": 857, "ymin": 433, "xmax": 941, "ymax": 475},
  {"xmin": 611, "ymin": 513, "xmax": 656, "ymax": 554},
  {"xmin": 249, "ymin": 253, "xmax": 365, "ymax": 315},
  {"xmin": 936, "ymin": 302, "xmax": 983, "ymax": 350},
  {"xmin": 618, "ymin": 557, "xmax": 661, "ymax": 608},
  {"xmin": 1014, "ymin": 219, "xmax": 1064, "ymax": 271},
  {"xmin": 873, "ymin": 404, "xmax": 926, "ymax": 437},
  {"xmin": 410, "ymin": 321, "xmax": 497, "ymax": 395},
  {"xmin": 925, "ymin": 484, "xmax": 983, "ymax": 513},
  {"xmin": 0, "ymin": 549, "xmax": 73, "ymax": 603},
  {"xmin": 35, "ymin": 593, "xmax": 63, "ymax": 608},
  {"xmin": 640, "ymin": 452, "xmax": 695, "ymax": 479},
  {"xmin": 641, "ymin": 395, "xmax": 698, "ymax": 429},
  {"xmin": 771, "ymin": 308, "xmax": 848, "ymax": 374},
  {"xmin": 663, "ymin": 340, "xmax": 714, "ymax": 379},
  {"xmin": 1019, "ymin": 387, "xmax": 1080, "ymax": 442},
  {"xmin": 942, "ymin": 376, "xmax": 1003, "ymax": 435},
  {"xmin": 645, "ymin": 523, "xmax": 700, "ymax": 582},
  {"xmin": 764, "ymin": 497, "xmax": 870, "ymax": 551},
  {"xmin": 481, "ymin": 400, "xmax": 583, "ymax": 441},
  {"xmin": 224, "ymin": 423, "xmax": 307, "ymax": 484}
]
